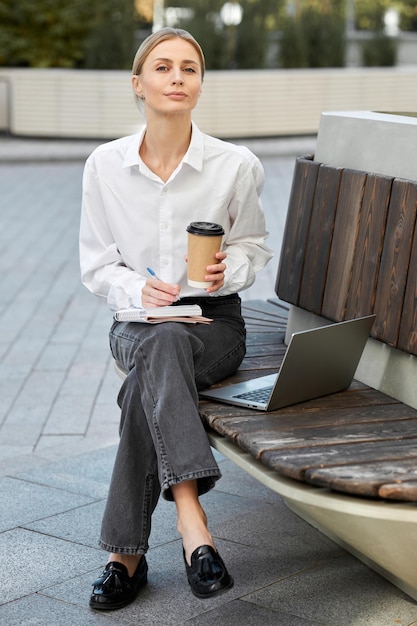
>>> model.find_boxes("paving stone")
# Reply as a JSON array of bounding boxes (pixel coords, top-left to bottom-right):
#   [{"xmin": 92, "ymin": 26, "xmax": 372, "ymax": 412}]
[
  {"xmin": 184, "ymin": 598, "xmax": 315, "ymax": 625},
  {"xmin": 214, "ymin": 454, "xmax": 285, "ymax": 504},
  {"xmin": 0, "ymin": 475, "xmax": 95, "ymax": 532},
  {"xmin": 23, "ymin": 500, "xmax": 106, "ymax": 550},
  {"xmin": 0, "ymin": 450, "xmax": 52, "ymax": 476},
  {"xmin": 1, "ymin": 527, "xmax": 103, "ymax": 604},
  {"xmin": 0, "ymin": 444, "xmax": 34, "ymax": 462},
  {"xmin": 208, "ymin": 495, "xmax": 344, "ymax": 559},
  {"xmin": 0, "ymin": 593, "xmax": 123, "ymax": 626},
  {"xmin": 241, "ymin": 557, "xmax": 417, "ymax": 626},
  {"xmin": 0, "ymin": 422, "xmax": 44, "ymax": 447},
  {"xmin": 5, "ymin": 371, "xmax": 66, "ymax": 421},
  {"xmin": 14, "ymin": 445, "xmax": 116, "ymax": 499},
  {"xmin": 34, "ymin": 434, "xmax": 86, "ymax": 452},
  {"xmin": 35, "ymin": 341, "xmax": 80, "ymax": 371},
  {"xmin": 34, "ymin": 431, "xmax": 119, "ymax": 462}
]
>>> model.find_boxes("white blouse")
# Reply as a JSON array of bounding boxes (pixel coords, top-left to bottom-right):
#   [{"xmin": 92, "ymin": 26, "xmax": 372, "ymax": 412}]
[{"xmin": 80, "ymin": 122, "xmax": 273, "ymax": 310}]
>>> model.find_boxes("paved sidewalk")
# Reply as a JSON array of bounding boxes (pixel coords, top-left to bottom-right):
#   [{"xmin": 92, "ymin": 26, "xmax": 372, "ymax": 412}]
[{"xmin": 1, "ymin": 134, "xmax": 417, "ymax": 625}]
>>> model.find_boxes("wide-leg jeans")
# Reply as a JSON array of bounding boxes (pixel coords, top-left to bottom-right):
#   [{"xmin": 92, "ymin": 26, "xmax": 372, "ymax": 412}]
[{"xmin": 99, "ymin": 295, "xmax": 246, "ymax": 555}]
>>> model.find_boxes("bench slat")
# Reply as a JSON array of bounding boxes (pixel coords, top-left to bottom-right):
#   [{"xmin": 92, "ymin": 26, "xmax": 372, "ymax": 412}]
[
  {"xmin": 373, "ymin": 179, "xmax": 417, "ymax": 347},
  {"xmin": 379, "ymin": 480, "xmax": 417, "ymax": 500},
  {"xmin": 244, "ymin": 343, "xmax": 286, "ymax": 358},
  {"xmin": 299, "ymin": 165, "xmax": 342, "ymax": 313},
  {"xmin": 205, "ymin": 400, "xmax": 412, "ymax": 438},
  {"xmin": 235, "ymin": 418, "xmax": 417, "ymax": 458},
  {"xmin": 345, "ymin": 173, "xmax": 393, "ymax": 319},
  {"xmin": 236, "ymin": 358, "xmax": 281, "ymax": 371},
  {"xmin": 261, "ymin": 438, "xmax": 417, "ymax": 483},
  {"xmin": 242, "ymin": 300, "xmax": 289, "ymax": 321},
  {"xmin": 276, "ymin": 156, "xmax": 320, "ymax": 304},
  {"xmin": 245, "ymin": 331, "xmax": 286, "ymax": 347},
  {"xmin": 398, "ymin": 182, "xmax": 417, "ymax": 354},
  {"xmin": 322, "ymin": 169, "xmax": 367, "ymax": 320},
  {"xmin": 305, "ymin": 458, "xmax": 417, "ymax": 498}
]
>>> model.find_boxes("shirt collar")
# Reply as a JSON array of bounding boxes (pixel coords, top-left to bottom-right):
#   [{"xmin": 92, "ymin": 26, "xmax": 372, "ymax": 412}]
[
  {"xmin": 122, "ymin": 122, "xmax": 204, "ymax": 172},
  {"xmin": 183, "ymin": 122, "xmax": 204, "ymax": 172},
  {"xmin": 122, "ymin": 126, "xmax": 146, "ymax": 169}
]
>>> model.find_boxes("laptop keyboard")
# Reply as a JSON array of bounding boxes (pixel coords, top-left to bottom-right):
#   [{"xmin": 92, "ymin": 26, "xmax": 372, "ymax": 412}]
[{"xmin": 234, "ymin": 386, "xmax": 273, "ymax": 403}]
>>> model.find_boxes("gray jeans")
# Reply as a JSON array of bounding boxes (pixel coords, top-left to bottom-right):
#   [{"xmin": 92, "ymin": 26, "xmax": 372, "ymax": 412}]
[{"xmin": 99, "ymin": 295, "xmax": 246, "ymax": 555}]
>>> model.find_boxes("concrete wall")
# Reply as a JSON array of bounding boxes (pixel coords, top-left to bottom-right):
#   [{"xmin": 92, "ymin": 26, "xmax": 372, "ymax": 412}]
[{"xmin": 1, "ymin": 66, "xmax": 417, "ymax": 139}]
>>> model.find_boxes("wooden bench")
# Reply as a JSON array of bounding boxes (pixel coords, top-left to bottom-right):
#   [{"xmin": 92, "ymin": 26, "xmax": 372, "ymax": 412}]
[{"xmin": 198, "ymin": 154, "xmax": 417, "ymax": 602}]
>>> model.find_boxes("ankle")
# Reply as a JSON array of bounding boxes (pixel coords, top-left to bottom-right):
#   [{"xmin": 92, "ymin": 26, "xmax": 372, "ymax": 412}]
[
  {"xmin": 171, "ymin": 480, "xmax": 215, "ymax": 563},
  {"xmin": 107, "ymin": 553, "xmax": 141, "ymax": 577},
  {"xmin": 177, "ymin": 514, "xmax": 215, "ymax": 566},
  {"xmin": 182, "ymin": 531, "xmax": 215, "ymax": 566},
  {"xmin": 177, "ymin": 503, "xmax": 207, "ymax": 536}
]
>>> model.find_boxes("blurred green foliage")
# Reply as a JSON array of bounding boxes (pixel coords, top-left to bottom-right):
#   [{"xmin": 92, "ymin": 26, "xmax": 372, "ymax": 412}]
[
  {"xmin": 354, "ymin": 0, "xmax": 405, "ymax": 66},
  {"xmin": 0, "ymin": 0, "xmax": 89, "ymax": 67},
  {"xmin": 362, "ymin": 32, "xmax": 398, "ymax": 66},
  {"xmin": 83, "ymin": 0, "xmax": 136, "ymax": 69},
  {"xmin": 280, "ymin": 1, "xmax": 346, "ymax": 68},
  {"xmin": 355, "ymin": 0, "xmax": 417, "ymax": 32},
  {"xmin": 0, "ymin": 0, "xmax": 137, "ymax": 68}
]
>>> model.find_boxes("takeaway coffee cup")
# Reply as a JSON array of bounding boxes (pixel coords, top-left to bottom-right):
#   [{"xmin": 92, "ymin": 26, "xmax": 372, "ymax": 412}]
[{"xmin": 186, "ymin": 222, "xmax": 225, "ymax": 288}]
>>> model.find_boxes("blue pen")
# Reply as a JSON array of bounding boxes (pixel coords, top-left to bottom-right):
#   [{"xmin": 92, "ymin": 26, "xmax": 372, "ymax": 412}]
[
  {"xmin": 146, "ymin": 267, "xmax": 161, "ymax": 281},
  {"xmin": 147, "ymin": 267, "xmax": 180, "ymax": 300}
]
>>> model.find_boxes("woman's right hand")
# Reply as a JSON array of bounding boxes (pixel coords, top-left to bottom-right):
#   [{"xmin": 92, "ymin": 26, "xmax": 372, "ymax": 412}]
[{"xmin": 142, "ymin": 277, "xmax": 180, "ymax": 308}]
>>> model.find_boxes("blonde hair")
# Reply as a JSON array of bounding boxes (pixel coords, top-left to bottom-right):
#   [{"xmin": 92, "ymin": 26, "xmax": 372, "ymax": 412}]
[{"xmin": 132, "ymin": 27, "xmax": 205, "ymax": 79}]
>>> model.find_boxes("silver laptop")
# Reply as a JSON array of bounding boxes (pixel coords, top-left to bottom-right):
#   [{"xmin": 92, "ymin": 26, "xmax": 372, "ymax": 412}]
[{"xmin": 199, "ymin": 315, "xmax": 375, "ymax": 411}]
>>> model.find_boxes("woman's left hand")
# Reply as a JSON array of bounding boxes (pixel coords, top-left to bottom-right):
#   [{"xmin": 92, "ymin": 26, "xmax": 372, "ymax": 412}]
[{"xmin": 205, "ymin": 251, "xmax": 227, "ymax": 294}]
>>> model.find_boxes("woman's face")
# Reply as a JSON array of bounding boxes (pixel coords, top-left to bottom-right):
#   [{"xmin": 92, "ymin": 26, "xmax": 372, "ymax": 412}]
[{"xmin": 133, "ymin": 38, "xmax": 203, "ymax": 117}]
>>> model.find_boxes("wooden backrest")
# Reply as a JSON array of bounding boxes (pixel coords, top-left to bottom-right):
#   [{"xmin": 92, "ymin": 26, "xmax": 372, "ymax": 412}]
[{"xmin": 276, "ymin": 156, "xmax": 417, "ymax": 355}]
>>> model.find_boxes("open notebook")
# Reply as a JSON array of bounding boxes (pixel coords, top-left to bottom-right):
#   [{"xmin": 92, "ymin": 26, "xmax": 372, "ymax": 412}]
[
  {"xmin": 114, "ymin": 305, "xmax": 212, "ymax": 324},
  {"xmin": 199, "ymin": 315, "xmax": 375, "ymax": 411}
]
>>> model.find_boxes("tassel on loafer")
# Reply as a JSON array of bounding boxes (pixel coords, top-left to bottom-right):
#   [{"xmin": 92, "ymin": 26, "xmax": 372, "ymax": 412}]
[
  {"xmin": 89, "ymin": 558, "xmax": 148, "ymax": 610},
  {"xmin": 183, "ymin": 545, "xmax": 234, "ymax": 599}
]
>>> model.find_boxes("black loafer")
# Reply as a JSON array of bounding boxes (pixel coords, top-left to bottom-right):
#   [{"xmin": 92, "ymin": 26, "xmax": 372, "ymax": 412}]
[
  {"xmin": 183, "ymin": 545, "xmax": 234, "ymax": 599},
  {"xmin": 89, "ymin": 558, "xmax": 148, "ymax": 610}
]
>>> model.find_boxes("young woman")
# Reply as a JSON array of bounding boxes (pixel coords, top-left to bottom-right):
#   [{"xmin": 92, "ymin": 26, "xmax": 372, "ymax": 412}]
[{"xmin": 80, "ymin": 27, "xmax": 273, "ymax": 611}]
